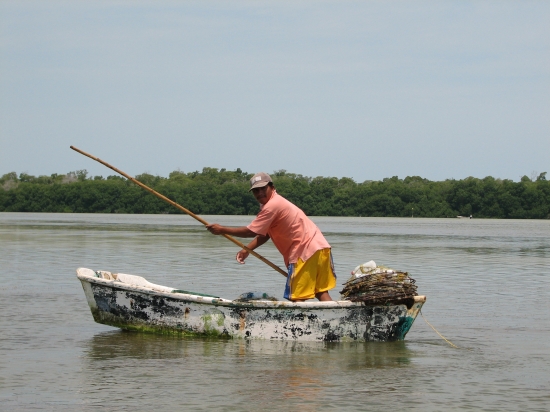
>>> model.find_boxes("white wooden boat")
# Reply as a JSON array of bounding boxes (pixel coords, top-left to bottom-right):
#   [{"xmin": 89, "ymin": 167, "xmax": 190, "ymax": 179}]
[{"xmin": 77, "ymin": 267, "xmax": 426, "ymax": 342}]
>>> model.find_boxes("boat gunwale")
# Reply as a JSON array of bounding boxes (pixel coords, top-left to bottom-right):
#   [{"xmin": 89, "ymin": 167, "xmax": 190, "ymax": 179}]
[{"xmin": 77, "ymin": 269, "xmax": 426, "ymax": 310}]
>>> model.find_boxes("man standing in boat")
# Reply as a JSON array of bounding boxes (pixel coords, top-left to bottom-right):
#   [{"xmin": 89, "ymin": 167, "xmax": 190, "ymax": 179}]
[{"xmin": 206, "ymin": 172, "xmax": 336, "ymax": 302}]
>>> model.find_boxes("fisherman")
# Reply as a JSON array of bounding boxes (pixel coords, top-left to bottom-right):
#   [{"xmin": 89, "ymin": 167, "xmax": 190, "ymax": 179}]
[{"xmin": 206, "ymin": 172, "xmax": 336, "ymax": 302}]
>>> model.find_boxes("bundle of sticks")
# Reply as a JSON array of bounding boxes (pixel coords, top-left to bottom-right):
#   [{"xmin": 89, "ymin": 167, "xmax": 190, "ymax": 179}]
[{"xmin": 340, "ymin": 265, "xmax": 418, "ymax": 305}]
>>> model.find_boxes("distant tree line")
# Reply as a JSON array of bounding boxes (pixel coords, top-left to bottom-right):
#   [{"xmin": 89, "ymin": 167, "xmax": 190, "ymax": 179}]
[{"xmin": 0, "ymin": 169, "xmax": 548, "ymax": 218}]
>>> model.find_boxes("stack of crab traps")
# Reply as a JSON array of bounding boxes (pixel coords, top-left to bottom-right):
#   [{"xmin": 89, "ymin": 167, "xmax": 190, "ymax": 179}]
[{"xmin": 340, "ymin": 260, "xmax": 418, "ymax": 305}]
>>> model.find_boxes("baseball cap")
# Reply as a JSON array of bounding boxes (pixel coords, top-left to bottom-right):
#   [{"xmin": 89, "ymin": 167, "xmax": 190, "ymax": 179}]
[{"xmin": 249, "ymin": 172, "xmax": 272, "ymax": 191}]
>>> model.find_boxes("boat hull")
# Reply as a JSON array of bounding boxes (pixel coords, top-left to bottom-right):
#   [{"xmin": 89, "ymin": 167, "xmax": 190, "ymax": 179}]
[{"xmin": 78, "ymin": 268, "xmax": 425, "ymax": 342}]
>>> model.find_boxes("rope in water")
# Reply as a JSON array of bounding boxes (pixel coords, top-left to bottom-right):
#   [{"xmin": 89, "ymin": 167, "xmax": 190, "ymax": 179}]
[
  {"xmin": 339, "ymin": 266, "xmax": 462, "ymax": 349},
  {"xmin": 420, "ymin": 310, "xmax": 460, "ymax": 349}
]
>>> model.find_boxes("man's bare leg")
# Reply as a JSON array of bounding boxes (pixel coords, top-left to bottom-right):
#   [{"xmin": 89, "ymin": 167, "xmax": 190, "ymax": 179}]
[{"xmin": 315, "ymin": 291, "xmax": 333, "ymax": 301}]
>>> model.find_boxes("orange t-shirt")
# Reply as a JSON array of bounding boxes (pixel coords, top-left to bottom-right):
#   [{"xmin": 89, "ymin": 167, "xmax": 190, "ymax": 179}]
[{"xmin": 247, "ymin": 191, "xmax": 330, "ymax": 266}]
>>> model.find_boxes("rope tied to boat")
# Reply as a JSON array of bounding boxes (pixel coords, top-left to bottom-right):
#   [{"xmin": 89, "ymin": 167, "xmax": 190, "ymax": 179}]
[
  {"xmin": 420, "ymin": 310, "xmax": 462, "ymax": 349},
  {"xmin": 341, "ymin": 261, "xmax": 463, "ymax": 349}
]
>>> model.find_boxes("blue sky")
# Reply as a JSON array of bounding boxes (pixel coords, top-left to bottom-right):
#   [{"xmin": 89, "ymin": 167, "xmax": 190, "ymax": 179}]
[{"xmin": 1, "ymin": 1, "xmax": 548, "ymax": 182}]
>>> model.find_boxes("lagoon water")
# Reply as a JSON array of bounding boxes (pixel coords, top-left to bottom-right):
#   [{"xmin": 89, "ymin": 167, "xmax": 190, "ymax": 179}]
[{"xmin": 1, "ymin": 213, "xmax": 549, "ymax": 411}]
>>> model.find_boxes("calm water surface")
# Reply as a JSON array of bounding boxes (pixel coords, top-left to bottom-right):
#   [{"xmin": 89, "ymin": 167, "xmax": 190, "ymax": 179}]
[{"xmin": 1, "ymin": 213, "xmax": 549, "ymax": 411}]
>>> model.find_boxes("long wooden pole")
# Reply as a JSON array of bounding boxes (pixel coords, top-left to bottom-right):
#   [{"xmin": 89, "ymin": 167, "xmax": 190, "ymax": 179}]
[{"xmin": 70, "ymin": 146, "xmax": 287, "ymax": 277}]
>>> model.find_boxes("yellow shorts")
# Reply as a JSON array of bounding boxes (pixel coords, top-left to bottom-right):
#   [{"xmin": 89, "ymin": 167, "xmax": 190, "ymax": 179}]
[{"xmin": 284, "ymin": 248, "xmax": 336, "ymax": 301}]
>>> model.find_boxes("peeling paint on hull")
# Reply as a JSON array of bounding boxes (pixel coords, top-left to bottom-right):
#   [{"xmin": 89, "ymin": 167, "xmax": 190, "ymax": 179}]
[{"xmin": 77, "ymin": 268, "xmax": 426, "ymax": 342}]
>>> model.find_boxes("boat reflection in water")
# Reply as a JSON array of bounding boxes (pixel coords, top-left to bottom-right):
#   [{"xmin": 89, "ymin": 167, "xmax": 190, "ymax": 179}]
[{"xmin": 81, "ymin": 330, "xmax": 416, "ymax": 410}]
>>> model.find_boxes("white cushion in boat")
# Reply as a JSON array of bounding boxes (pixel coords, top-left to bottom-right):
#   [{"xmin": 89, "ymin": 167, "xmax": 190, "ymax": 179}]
[
  {"xmin": 114, "ymin": 273, "xmax": 174, "ymax": 293},
  {"xmin": 77, "ymin": 268, "xmax": 97, "ymax": 278}
]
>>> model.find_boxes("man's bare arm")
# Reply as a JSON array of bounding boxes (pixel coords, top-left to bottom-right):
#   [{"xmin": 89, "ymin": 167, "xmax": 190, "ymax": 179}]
[
  {"xmin": 206, "ymin": 224, "xmax": 271, "ymax": 264},
  {"xmin": 236, "ymin": 234, "xmax": 270, "ymax": 264},
  {"xmin": 205, "ymin": 224, "xmax": 257, "ymax": 238}
]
